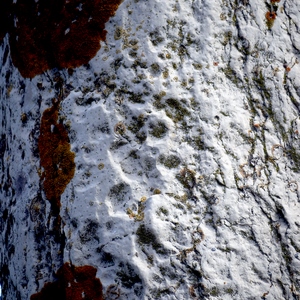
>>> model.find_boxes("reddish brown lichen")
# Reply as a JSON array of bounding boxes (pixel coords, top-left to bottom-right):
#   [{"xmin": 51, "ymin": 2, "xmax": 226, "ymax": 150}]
[
  {"xmin": 285, "ymin": 66, "xmax": 291, "ymax": 72},
  {"xmin": 0, "ymin": 0, "xmax": 122, "ymax": 78},
  {"xmin": 38, "ymin": 99, "xmax": 75, "ymax": 213},
  {"xmin": 30, "ymin": 263, "xmax": 103, "ymax": 300},
  {"xmin": 265, "ymin": 11, "xmax": 277, "ymax": 29},
  {"xmin": 266, "ymin": 11, "xmax": 277, "ymax": 20}
]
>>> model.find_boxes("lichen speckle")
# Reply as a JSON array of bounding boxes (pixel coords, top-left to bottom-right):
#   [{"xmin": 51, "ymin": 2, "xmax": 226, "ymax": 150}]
[{"xmin": 149, "ymin": 121, "xmax": 168, "ymax": 138}]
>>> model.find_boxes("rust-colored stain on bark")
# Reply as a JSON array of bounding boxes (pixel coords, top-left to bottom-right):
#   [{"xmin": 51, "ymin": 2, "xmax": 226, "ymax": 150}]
[
  {"xmin": 0, "ymin": 0, "xmax": 122, "ymax": 78},
  {"xmin": 30, "ymin": 263, "xmax": 103, "ymax": 300},
  {"xmin": 38, "ymin": 99, "xmax": 75, "ymax": 213}
]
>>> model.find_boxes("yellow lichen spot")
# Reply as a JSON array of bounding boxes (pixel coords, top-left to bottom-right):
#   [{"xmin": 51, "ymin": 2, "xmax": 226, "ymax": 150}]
[
  {"xmin": 126, "ymin": 208, "xmax": 136, "ymax": 219},
  {"xmin": 21, "ymin": 113, "xmax": 27, "ymax": 123},
  {"xmin": 135, "ymin": 212, "xmax": 144, "ymax": 221},
  {"xmin": 98, "ymin": 163, "xmax": 105, "ymax": 170},
  {"xmin": 114, "ymin": 121, "xmax": 126, "ymax": 135},
  {"xmin": 153, "ymin": 189, "xmax": 161, "ymax": 195},
  {"xmin": 140, "ymin": 196, "xmax": 147, "ymax": 202},
  {"xmin": 162, "ymin": 69, "xmax": 169, "ymax": 79}
]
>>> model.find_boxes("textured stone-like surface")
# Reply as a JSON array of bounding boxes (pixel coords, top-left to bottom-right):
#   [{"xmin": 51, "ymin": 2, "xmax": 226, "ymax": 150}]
[{"xmin": 1, "ymin": 0, "xmax": 300, "ymax": 299}]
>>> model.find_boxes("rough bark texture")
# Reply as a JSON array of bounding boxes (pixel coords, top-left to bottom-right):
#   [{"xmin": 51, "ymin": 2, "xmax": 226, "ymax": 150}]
[{"xmin": 1, "ymin": 0, "xmax": 300, "ymax": 299}]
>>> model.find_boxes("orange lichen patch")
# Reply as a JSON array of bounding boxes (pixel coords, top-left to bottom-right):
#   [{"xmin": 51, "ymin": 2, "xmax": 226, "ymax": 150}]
[
  {"xmin": 270, "ymin": 0, "xmax": 280, "ymax": 3},
  {"xmin": 266, "ymin": 11, "xmax": 277, "ymax": 20},
  {"xmin": 38, "ymin": 99, "xmax": 75, "ymax": 213},
  {"xmin": 265, "ymin": 11, "xmax": 277, "ymax": 29},
  {"xmin": 30, "ymin": 263, "xmax": 103, "ymax": 300},
  {"xmin": 1, "ymin": 0, "xmax": 122, "ymax": 78}
]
